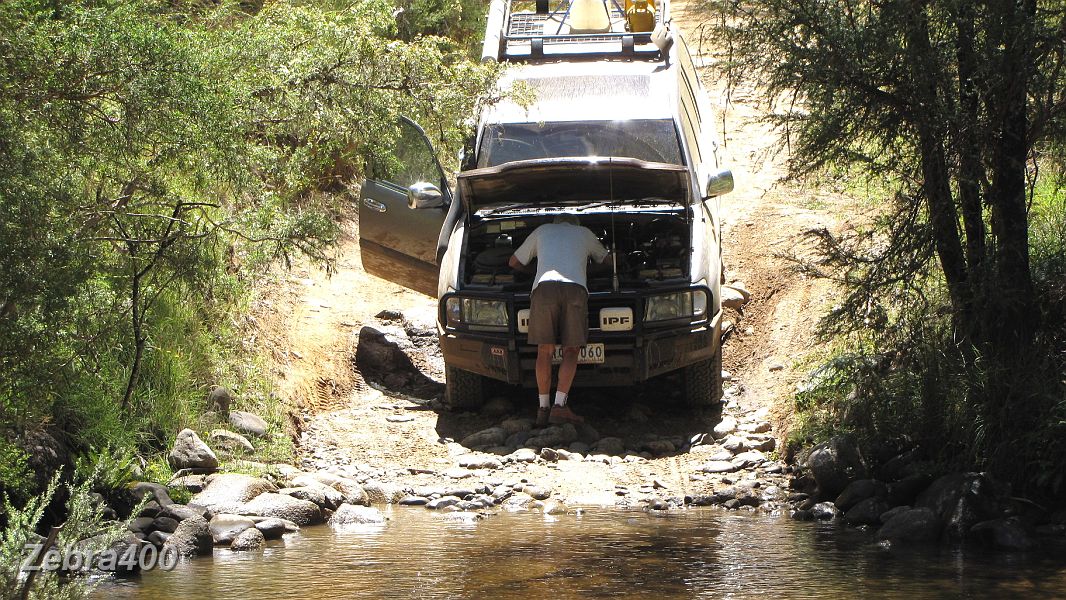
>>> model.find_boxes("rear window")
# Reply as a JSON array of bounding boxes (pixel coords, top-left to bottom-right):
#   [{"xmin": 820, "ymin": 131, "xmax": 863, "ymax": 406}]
[{"xmin": 478, "ymin": 119, "xmax": 683, "ymax": 168}]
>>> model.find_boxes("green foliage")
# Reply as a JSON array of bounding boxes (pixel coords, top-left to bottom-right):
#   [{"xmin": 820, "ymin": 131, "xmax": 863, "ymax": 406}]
[
  {"xmin": 0, "ymin": 473, "xmax": 127, "ymax": 600},
  {"xmin": 0, "ymin": 0, "xmax": 498, "ymax": 498},
  {"xmin": 73, "ymin": 446, "xmax": 137, "ymax": 494},
  {"xmin": 0, "ymin": 440, "xmax": 32, "ymax": 507}
]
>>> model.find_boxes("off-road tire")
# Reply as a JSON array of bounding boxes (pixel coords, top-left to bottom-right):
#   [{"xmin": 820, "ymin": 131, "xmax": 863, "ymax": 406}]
[
  {"xmin": 683, "ymin": 351, "xmax": 723, "ymax": 407},
  {"xmin": 444, "ymin": 366, "xmax": 486, "ymax": 410}
]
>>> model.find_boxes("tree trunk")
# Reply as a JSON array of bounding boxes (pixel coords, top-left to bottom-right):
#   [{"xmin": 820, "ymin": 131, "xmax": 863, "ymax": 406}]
[
  {"xmin": 953, "ymin": 3, "xmax": 987, "ymax": 311},
  {"xmin": 121, "ymin": 271, "xmax": 145, "ymax": 410}
]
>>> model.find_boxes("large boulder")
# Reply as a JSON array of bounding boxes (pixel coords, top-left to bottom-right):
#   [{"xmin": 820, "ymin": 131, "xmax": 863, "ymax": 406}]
[
  {"xmin": 330, "ymin": 504, "xmax": 386, "ymax": 527},
  {"xmin": 162, "ymin": 515, "xmax": 213, "ymax": 557},
  {"xmin": 293, "ymin": 472, "xmax": 368, "ymax": 506},
  {"xmin": 525, "ymin": 424, "xmax": 578, "ymax": 449},
  {"xmin": 461, "ymin": 427, "xmax": 508, "ymax": 448},
  {"xmin": 361, "ymin": 480, "xmax": 407, "ymax": 504},
  {"xmin": 279, "ymin": 485, "xmax": 341, "ymax": 511},
  {"xmin": 916, "ymin": 472, "xmax": 1004, "ymax": 541},
  {"xmin": 877, "ymin": 507, "xmax": 941, "ymax": 545},
  {"xmin": 968, "ymin": 517, "xmax": 1035, "ymax": 551},
  {"xmin": 834, "ymin": 479, "xmax": 888, "ymax": 512},
  {"xmin": 592, "ymin": 437, "xmax": 626, "ymax": 455},
  {"xmin": 160, "ymin": 503, "xmax": 208, "ymax": 523},
  {"xmin": 845, "ymin": 497, "xmax": 892, "ymax": 527},
  {"xmin": 168, "ymin": 429, "xmax": 219, "ymax": 471},
  {"xmin": 228, "ymin": 411, "xmax": 269, "ymax": 437},
  {"xmin": 712, "ymin": 416, "xmax": 738, "ymax": 440},
  {"xmin": 254, "ymin": 518, "xmax": 295, "ymax": 540},
  {"xmin": 190, "ymin": 473, "xmax": 277, "ymax": 514},
  {"xmin": 242, "ymin": 493, "xmax": 323, "ymax": 526},
  {"xmin": 807, "ymin": 436, "xmax": 866, "ymax": 498},
  {"xmin": 208, "ymin": 514, "xmax": 256, "ymax": 544}
]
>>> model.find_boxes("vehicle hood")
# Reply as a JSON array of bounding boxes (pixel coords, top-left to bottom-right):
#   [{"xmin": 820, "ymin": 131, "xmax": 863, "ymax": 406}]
[{"xmin": 457, "ymin": 157, "xmax": 690, "ymax": 212}]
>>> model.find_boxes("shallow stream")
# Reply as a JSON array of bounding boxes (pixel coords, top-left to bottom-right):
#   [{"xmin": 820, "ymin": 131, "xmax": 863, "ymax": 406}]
[{"xmin": 97, "ymin": 507, "xmax": 1066, "ymax": 599}]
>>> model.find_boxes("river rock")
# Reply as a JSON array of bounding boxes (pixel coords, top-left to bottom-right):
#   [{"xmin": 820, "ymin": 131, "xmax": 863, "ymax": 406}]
[
  {"xmin": 742, "ymin": 421, "xmax": 772, "ymax": 434},
  {"xmin": 700, "ymin": 460, "xmax": 738, "ymax": 474},
  {"xmin": 642, "ymin": 440, "xmax": 675, "ymax": 455},
  {"xmin": 878, "ymin": 507, "xmax": 941, "ymax": 544},
  {"xmin": 462, "ymin": 427, "xmax": 509, "ymax": 448},
  {"xmin": 721, "ymin": 285, "xmax": 749, "ymax": 309},
  {"xmin": 209, "ymin": 514, "xmax": 256, "ymax": 544},
  {"xmin": 279, "ymin": 486, "xmax": 340, "ymax": 511},
  {"xmin": 525, "ymin": 423, "xmax": 578, "ymax": 448},
  {"xmin": 228, "ymin": 410, "xmax": 268, "ymax": 437},
  {"xmin": 510, "ymin": 448, "xmax": 538, "ymax": 463},
  {"xmin": 330, "ymin": 504, "xmax": 386, "ymax": 526},
  {"xmin": 522, "ymin": 485, "xmax": 551, "ymax": 500},
  {"xmin": 748, "ymin": 436, "xmax": 776, "ymax": 452},
  {"xmin": 162, "ymin": 515, "xmax": 213, "ymax": 557},
  {"xmin": 592, "ymin": 437, "xmax": 625, "ymax": 455},
  {"xmin": 128, "ymin": 517, "xmax": 155, "ymax": 533},
  {"xmin": 502, "ymin": 492, "xmax": 536, "ymax": 511},
  {"xmin": 362, "ymin": 480, "xmax": 406, "ymax": 504},
  {"xmin": 499, "ymin": 417, "xmax": 533, "ymax": 435},
  {"xmin": 880, "ymin": 505, "xmax": 911, "ymax": 524},
  {"xmin": 160, "ymin": 504, "xmax": 207, "ymax": 522},
  {"xmin": 811, "ymin": 502, "xmax": 840, "ymax": 520},
  {"xmin": 915, "ymin": 472, "xmax": 1003, "ymax": 541},
  {"xmin": 426, "ymin": 496, "xmax": 461, "ymax": 510},
  {"xmin": 721, "ymin": 436, "xmax": 748, "ymax": 453},
  {"xmin": 713, "ymin": 416, "xmax": 738, "ymax": 439},
  {"xmin": 887, "ymin": 472, "xmax": 935, "ymax": 506},
  {"xmin": 152, "ymin": 517, "xmax": 180, "ymax": 534},
  {"xmin": 242, "ymin": 493, "xmax": 323, "ymax": 526},
  {"xmin": 168, "ymin": 429, "xmax": 219, "ymax": 471},
  {"xmin": 254, "ymin": 518, "xmax": 292, "ymax": 539},
  {"xmin": 732, "ymin": 450, "xmax": 766, "ymax": 469},
  {"xmin": 147, "ymin": 531, "xmax": 171, "ymax": 547},
  {"xmin": 807, "ymin": 436, "xmax": 866, "ymax": 498},
  {"xmin": 297, "ymin": 472, "xmax": 369, "ymax": 506},
  {"xmin": 229, "ymin": 527, "xmax": 265, "ymax": 551},
  {"xmin": 441, "ymin": 511, "xmax": 483, "ymax": 524},
  {"xmin": 458, "ymin": 455, "xmax": 503, "ymax": 470},
  {"xmin": 834, "ymin": 479, "xmax": 889, "ymax": 512},
  {"xmin": 130, "ymin": 482, "xmax": 174, "ymax": 507},
  {"xmin": 169, "ymin": 475, "xmax": 207, "ymax": 493},
  {"xmin": 399, "ymin": 496, "xmax": 429, "ymax": 506},
  {"xmin": 191, "ymin": 474, "xmax": 276, "ymax": 514},
  {"xmin": 968, "ymin": 518, "xmax": 1034, "ymax": 551},
  {"xmin": 481, "ymin": 396, "xmax": 514, "ymax": 417},
  {"xmin": 210, "ymin": 429, "xmax": 255, "ymax": 454},
  {"xmin": 206, "ymin": 386, "xmax": 233, "ymax": 415},
  {"xmin": 879, "ymin": 449, "xmax": 922, "ymax": 482},
  {"xmin": 845, "ymin": 497, "xmax": 891, "ymax": 526}
]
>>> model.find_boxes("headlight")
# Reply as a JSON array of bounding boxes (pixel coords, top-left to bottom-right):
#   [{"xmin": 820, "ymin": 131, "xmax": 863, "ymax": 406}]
[
  {"xmin": 444, "ymin": 296, "xmax": 509, "ymax": 330},
  {"xmin": 463, "ymin": 298, "xmax": 509, "ymax": 328},
  {"xmin": 645, "ymin": 290, "xmax": 708, "ymax": 322}
]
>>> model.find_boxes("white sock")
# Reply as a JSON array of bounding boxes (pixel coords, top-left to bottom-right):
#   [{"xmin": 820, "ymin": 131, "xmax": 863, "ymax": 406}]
[
  {"xmin": 554, "ymin": 391, "xmax": 568, "ymax": 406},
  {"xmin": 539, "ymin": 394, "xmax": 550, "ymax": 409}
]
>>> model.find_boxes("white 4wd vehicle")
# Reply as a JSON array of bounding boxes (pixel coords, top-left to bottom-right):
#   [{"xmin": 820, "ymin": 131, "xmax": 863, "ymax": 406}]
[{"xmin": 359, "ymin": 0, "xmax": 733, "ymax": 408}]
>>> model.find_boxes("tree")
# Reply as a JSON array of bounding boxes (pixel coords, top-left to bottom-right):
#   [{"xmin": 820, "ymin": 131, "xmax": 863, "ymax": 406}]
[{"xmin": 704, "ymin": 0, "xmax": 1065, "ymax": 477}]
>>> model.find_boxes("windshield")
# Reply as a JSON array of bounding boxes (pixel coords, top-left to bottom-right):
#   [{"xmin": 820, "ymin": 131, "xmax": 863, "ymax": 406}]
[{"xmin": 477, "ymin": 119, "xmax": 684, "ymax": 168}]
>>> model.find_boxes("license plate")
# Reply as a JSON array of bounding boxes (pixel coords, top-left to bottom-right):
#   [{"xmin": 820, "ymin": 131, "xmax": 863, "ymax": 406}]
[{"xmin": 551, "ymin": 344, "xmax": 605, "ymax": 364}]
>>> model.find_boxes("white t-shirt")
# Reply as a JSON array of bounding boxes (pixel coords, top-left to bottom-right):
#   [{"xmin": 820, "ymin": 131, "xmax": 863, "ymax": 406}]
[{"xmin": 512, "ymin": 223, "xmax": 609, "ymax": 290}]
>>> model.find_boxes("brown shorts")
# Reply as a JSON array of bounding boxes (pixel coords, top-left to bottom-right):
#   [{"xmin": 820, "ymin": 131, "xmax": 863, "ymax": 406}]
[{"xmin": 528, "ymin": 281, "xmax": 588, "ymax": 347}]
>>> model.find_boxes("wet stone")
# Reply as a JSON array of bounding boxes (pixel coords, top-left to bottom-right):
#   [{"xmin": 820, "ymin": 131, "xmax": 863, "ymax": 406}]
[
  {"xmin": 523, "ymin": 486, "xmax": 551, "ymax": 500},
  {"xmin": 811, "ymin": 502, "xmax": 841, "ymax": 521},
  {"xmin": 426, "ymin": 496, "xmax": 461, "ymax": 510},
  {"xmin": 399, "ymin": 496, "xmax": 429, "ymax": 506}
]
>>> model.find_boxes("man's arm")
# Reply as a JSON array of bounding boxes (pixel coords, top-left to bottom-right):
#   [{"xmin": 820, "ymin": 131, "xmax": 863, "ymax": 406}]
[{"xmin": 509, "ymin": 255, "xmax": 531, "ymax": 272}]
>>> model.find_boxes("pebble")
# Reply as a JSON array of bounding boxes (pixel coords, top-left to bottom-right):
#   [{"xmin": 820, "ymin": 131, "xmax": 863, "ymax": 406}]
[{"xmin": 443, "ymin": 467, "xmax": 473, "ymax": 479}]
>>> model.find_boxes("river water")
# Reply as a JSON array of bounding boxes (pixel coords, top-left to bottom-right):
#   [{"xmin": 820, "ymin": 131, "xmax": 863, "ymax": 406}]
[{"xmin": 98, "ymin": 507, "xmax": 1066, "ymax": 599}]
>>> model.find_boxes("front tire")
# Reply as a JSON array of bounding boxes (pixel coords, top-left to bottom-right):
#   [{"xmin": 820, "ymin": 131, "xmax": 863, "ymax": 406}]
[
  {"xmin": 444, "ymin": 366, "xmax": 486, "ymax": 410},
  {"xmin": 683, "ymin": 351, "xmax": 723, "ymax": 407}
]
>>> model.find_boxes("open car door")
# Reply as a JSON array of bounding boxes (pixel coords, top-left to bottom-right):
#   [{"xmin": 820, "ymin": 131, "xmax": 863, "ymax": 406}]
[{"xmin": 359, "ymin": 117, "xmax": 450, "ymax": 297}]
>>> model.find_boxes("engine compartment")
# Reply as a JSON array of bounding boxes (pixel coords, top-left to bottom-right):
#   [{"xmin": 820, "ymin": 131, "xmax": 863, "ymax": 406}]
[{"xmin": 462, "ymin": 208, "xmax": 691, "ymax": 292}]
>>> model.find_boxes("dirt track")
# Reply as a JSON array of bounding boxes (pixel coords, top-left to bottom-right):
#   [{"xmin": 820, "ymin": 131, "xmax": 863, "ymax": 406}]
[{"xmin": 249, "ymin": 1, "xmax": 849, "ymax": 509}]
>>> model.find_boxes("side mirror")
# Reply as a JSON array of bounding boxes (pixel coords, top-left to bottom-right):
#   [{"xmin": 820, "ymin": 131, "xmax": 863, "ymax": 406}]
[
  {"xmin": 704, "ymin": 169, "xmax": 734, "ymax": 198},
  {"xmin": 407, "ymin": 182, "xmax": 445, "ymax": 209}
]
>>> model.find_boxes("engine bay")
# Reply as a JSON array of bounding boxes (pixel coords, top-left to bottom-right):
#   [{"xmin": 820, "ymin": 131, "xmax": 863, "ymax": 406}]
[{"xmin": 463, "ymin": 207, "xmax": 691, "ymax": 292}]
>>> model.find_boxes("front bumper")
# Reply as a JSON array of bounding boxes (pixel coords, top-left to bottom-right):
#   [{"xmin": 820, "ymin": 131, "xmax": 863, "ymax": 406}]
[{"xmin": 440, "ymin": 309, "xmax": 722, "ymax": 387}]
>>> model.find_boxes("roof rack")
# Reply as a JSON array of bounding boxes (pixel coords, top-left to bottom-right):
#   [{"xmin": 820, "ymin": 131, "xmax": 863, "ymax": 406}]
[{"xmin": 482, "ymin": 0, "xmax": 671, "ymax": 63}]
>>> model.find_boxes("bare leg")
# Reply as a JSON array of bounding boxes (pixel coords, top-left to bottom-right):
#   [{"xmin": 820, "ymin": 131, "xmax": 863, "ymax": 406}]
[
  {"xmin": 557, "ymin": 346, "xmax": 580, "ymax": 394},
  {"xmin": 536, "ymin": 344, "xmax": 554, "ymax": 395}
]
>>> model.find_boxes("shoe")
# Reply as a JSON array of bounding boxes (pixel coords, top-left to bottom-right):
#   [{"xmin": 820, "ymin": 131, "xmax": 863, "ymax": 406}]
[
  {"xmin": 536, "ymin": 407, "xmax": 551, "ymax": 427},
  {"xmin": 549, "ymin": 404, "xmax": 584, "ymax": 425}
]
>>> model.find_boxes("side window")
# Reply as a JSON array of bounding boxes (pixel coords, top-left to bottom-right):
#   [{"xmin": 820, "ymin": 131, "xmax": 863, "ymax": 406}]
[
  {"xmin": 677, "ymin": 38, "xmax": 705, "ymax": 168},
  {"xmin": 369, "ymin": 118, "xmax": 444, "ymax": 190}
]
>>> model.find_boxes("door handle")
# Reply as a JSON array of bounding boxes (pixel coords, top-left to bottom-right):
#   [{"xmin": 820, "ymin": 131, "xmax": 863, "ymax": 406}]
[{"xmin": 363, "ymin": 198, "xmax": 387, "ymax": 213}]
